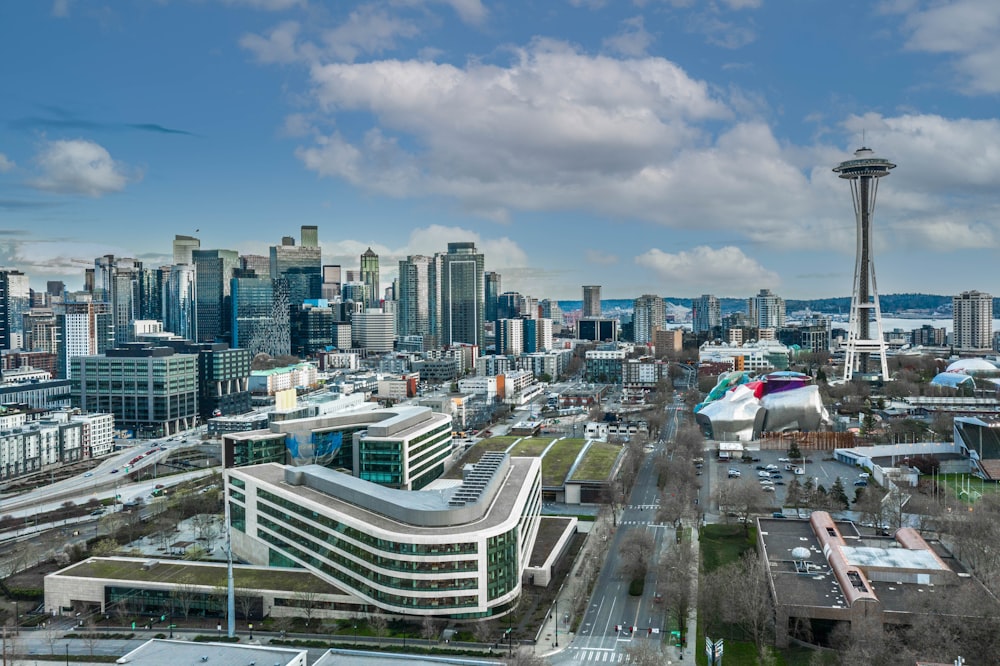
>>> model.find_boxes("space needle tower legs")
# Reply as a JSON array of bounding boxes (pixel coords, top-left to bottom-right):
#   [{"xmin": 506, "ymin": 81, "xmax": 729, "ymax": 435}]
[{"xmin": 834, "ymin": 147, "xmax": 895, "ymax": 382}]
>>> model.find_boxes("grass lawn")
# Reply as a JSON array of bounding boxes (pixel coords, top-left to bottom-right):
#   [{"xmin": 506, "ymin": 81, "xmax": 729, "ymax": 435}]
[
  {"xmin": 541, "ymin": 438, "xmax": 587, "ymax": 486},
  {"xmin": 509, "ymin": 437, "xmax": 555, "ymax": 457},
  {"xmin": 938, "ymin": 473, "xmax": 999, "ymax": 504},
  {"xmin": 60, "ymin": 558, "xmax": 344, "ymax": 594},
  {"xmin": 700, "ymin": 523, "xmax": 756, "ymax": 573},
  {"xmin": 570, "ymin": 442, "xmax": 622, "ymax": 481}
]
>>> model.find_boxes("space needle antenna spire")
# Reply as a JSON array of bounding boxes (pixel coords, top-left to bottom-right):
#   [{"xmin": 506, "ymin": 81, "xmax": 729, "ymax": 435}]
[{"xmin": 834, "ymin": 145, "xmax": 896, "ymax": 381}]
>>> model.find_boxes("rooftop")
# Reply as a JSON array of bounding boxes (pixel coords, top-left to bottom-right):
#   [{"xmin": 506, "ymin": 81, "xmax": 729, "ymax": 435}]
[{"xmin": 118, "ymin": 638, "xmax": 307, "ymax": 666}]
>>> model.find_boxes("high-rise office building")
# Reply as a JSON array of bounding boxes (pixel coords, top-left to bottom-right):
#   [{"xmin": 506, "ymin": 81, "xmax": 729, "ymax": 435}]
[
  {"xmin": 432, "ymin": 242, "xmax": 485, "ymax": 349},
  {"xmin": 300, "ymin": 225, "xmax": 319, "ymax": 248},
  {"xmin": 953, "ymin": 290, "xmax": 993, "ymax": 352},
  {"xmin": 360, "ymin": 247, "xmax": 380, "ymax": 309},
  {"xmin": 632, "ymin": 294, "xmax": 666, "ymax": 344},
  {"xmin": 270, "ymin": 229, "xmax": 321, "ymax": 306},
  {"xmin": 322, "ymin": 264, "xmax": 342, "ymax": 300},
  {"xmin": 496, "ymin": 292, "xmax": 522, "ymax": 321},
  {"xmin": 540, "ymin": 299, "xmax": 563, "ymax": 326},
  {"xmin": 398, "ymin": 255, "xmax": 432, "ymax": 337},
  {"xmin": 748, "ymin": 289, "xmax": 785, "ymax": 331},
  {"xmin": 232, "ymin": 274, "xmax": 290, "ymax": 357},
  {"xmin": 94, "ymin": 255, "xmax": 142, "ymax": 345},
  {"xmin": 520, "ymin": 295, "xmax": 538, "ymax": 320},
  {"xmin": 172, "ymin": 235, "xmax": 200, "ymax": 265},
  {"xmin": 0, "ymin": 269, "xmax": 30, "ymax": 350},
  {"xmin": 485, "ymin": 271, "xmax": 502, "ymax": 322},
  {"xmin": 582, "ymin": 285, "xmax": 602, "ymax": 318},
  {"xmin": 193, "ymin": 249, "xmax": 239, "ymax": 343},
  {"xmin": 351, "ymin": 308, "xmax": 396, "ymax": 352},
  {"xmin": 692, "ymin": 294, "xmax": 721, "ymax": 335},
  {"xmin": 164, "ymin": 264, "xmax": 197, "ymax": 341},
  {"xmin": 835, "ymin": 146, "xmax": 895, "ymax": 380},
  {"xmin": 291, "ymin": 304, "xmax": 334, "ymax": 356},
  {"xmin": 240, "ymin": 254, "xmax": 270, "ymax": 278}
]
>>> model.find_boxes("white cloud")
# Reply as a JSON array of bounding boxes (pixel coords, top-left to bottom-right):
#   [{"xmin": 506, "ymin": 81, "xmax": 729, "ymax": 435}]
[
  {"xmin": 635, "ymin": 246, "xmax": 779, "ymax": 292},
  {"xmin": 603, "ymin": 16, "xmax": 654, "ymax": 57},
  {"xmin": 321, "ymin": 6, "xmax": 420, "ymax": 62},
  {"xmin": 220, "ymin": 0, "xmax": 304, "ymax": 10},
  {"xmin": 30, "ymin": 139, "xmax": 134, "ymax": 197},
  {"xmin": 0, "ymin": 154, "xmax": 14, "ymax": 173},
  {"xmin": 240, "ymin": 20, "xmax": 304, "ymax": 64},
  {"xmin": 899, "ymin": 0, "xmax": 1000, "ymax": 94},
  {"xmin": 586, "ymin": 249, "xmax": 619, "ymax": 265},
  {"xmin": 51, "ymin": 0, "xmax": 72, "ymax": 18},
  {"xmin": 438, "ymin": 0, "xmax": 487, "ymax": 25}
]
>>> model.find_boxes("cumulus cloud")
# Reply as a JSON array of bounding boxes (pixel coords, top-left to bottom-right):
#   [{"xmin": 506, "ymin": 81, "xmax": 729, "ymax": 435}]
[
  {"xmin": 30, "ymin": 139, "xmax": 135, "ymax": 196},
  {"xmin": 898, "ymin": 0, "xmax": 1000, "ymax": 94},
  {"xmin": 0, "ymin": 154, "xmax": 14, "ymax": 173},
  {"xmin": 437, "ymin": 0, "xmax": 487, "ymax": 25},
  {"xmin": 240, "ymin": 21, "xmax": 305, "ymax": 64},
  {"xmin": 636, "ymin": 246, "xmax": 779, "ymax": 292},
  {"xmin": 321, "ymin": 6, "xmax": 420, "ymax": 61}
]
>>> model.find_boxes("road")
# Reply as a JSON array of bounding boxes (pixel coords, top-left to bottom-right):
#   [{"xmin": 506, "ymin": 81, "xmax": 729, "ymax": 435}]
[{"xmin": 549, "ymin": 392, "xmax": 690, "ymax": 665}]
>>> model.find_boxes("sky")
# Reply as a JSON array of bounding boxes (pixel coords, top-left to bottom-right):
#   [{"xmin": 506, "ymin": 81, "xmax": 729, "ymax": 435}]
[{"xmin": 2, "ymin": 0, "xmax": 1000, "ymax": 301}]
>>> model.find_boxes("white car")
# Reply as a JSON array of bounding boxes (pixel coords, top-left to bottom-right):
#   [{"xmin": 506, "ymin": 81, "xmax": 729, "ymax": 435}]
[
  {"xmin": 760, "ymin": 479, "xmax": 774, "ymax": 486},
  {"xmin": 762, "ymin": 486, "xmax": 776, "ymax": 492},
  {"xmin": 778, "ymin": 457, "xmax": 790, "ymax": 463}
]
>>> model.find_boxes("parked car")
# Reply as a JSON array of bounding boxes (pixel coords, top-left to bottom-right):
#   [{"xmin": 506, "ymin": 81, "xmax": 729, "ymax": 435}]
[
  {"xmin": 762, "ymin": 486, "xmax": 776, "ymax": 492},
  {"xmin": 854, "ymin": 480, "xmax": 868, "ymax": 487},
  {"xmin": 778, "ymin": 457, "xmax": 790, "ymax": 462},
  {"xmin": 772, "ymin": 512, "xmax": 787, "ymax": 518},
  {"xmin": 756, "ymin": 465, "xmax": 767, "ymax": 471}
]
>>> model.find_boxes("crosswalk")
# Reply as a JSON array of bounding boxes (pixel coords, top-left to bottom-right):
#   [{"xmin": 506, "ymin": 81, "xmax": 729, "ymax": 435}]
[{"xmin": 568, "ymin": 648, "xmax": 636, "ymax": 662}]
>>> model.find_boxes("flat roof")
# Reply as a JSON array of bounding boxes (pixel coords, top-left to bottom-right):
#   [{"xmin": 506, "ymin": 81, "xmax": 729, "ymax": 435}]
[
  {"xmin": 119, "ymin": 638, "xmax": 306, "ymax": 666},
  {"xmin": 235, "ymin": 458, "xmax": 536, "ymax": 536},
  {"xmin": 841, "ymin": 545, "xmax": 945, "ymax": 571}
]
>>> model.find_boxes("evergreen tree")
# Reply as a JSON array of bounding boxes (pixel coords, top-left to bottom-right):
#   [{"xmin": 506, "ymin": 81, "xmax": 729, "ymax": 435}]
[
  {"xmin": 787, "ymin": 440, "xmax": 802, "ymax": 460},
  {"xmin": 830, "ymin": 477, "xmax": 850, "ymax": 510},
  {"xmin": 786, "ymin": 477, "xmax": 802, "ymax": 509}
]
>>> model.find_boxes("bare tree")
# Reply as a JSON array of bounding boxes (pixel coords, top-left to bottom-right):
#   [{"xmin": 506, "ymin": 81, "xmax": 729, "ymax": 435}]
[
  {"xmin": 657, "ymin": 537, "xmax": 696, "ymax": 646},
  {"xmin": 81, "ymin": 618, "xmax": 101, "ymax": 656},
  {"xmin": 171, "ymin": 584, "xmax": 200, "ymax": 620},
  {"xmin": 472, "ymin": 616, "xmax": 497, "ymax": 645},
  {"xmin": 831, "ymin": 618, "xmax": 915, "ymax": 666},
  {"xmin": 715, "ymin": 549, "xmax": 774, "ymax": 661},
  {"xmin": 368, "ymin": 610, "xmax": 388, "ymax": 645},
  {"xmin": 292, "ymin": 587, "xmax": 319, "ymax": 627},
  {"xmin": 235, "ymin": 588, "xmax": 258, "ymax": 621},
  {"xmin": 90, "ymin": 537, "xmax": 120, "ymax": 557},
  {"xmin": 421, "ymin": 615, "xmax": 442, "ymax": 642},
  {"xmin": 617, "ymin": 530, "xmax": 655, "ymax": 582},
  {"xmin": 623, "ymin": 640, "xmax": 669, "ymax": 666}
]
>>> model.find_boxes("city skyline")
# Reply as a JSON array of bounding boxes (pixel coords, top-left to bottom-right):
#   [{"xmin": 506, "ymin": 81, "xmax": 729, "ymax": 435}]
[{"xmin": 2, "ymin": 2, "xmax": 1000, "ymax": 299}]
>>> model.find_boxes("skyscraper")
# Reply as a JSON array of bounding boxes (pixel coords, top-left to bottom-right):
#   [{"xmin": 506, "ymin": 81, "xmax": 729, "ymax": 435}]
[
  {"xmin": 748, "ymin": 289, "xmax": 785, "ymax": 331},
  {"xmin": 95, "ymin": 255, "xmax": 142, "ymax": 345},
  {"xmin": 0, "ymin": 269, "xmax": 30, "ymax": 350},
  {"xmin": 582, "ymin": 285, "xmax": 602, "ymax": 318},
  {"xmin": 692, "ymin": 294, "xmax": 721, "ymax": 335},
  {"xmin": 300, "ymin": 225, "xmax": 319, "ymax": 248},
  {"xmin": 496, "ymin": 292, "xmax": 522, "ymax": 321},
  {"xmin": 485, "ymin": 271, "xmax": 501, "ymax": 322},
  {"xmin": 270, "ymin": 230, "xmax": 321, "ymax": 306},
  {"xmin": 322, "ymin": 265, "xmax": 342, "ymax": 300},
  {"xmin": 497, "ymin": 318, "xmax": 524, "ymax": 355},
  {"xmin": 56, "ymin": 301, "xmax": 114, "ymax": 379},
  {"xmin": 953, "ymin": 290, "xmax": 993, "ymax": 352},
  {"xmin": 432, "ymin": 242, "xmax": 485, "ymax": 349},
  {"xmin": 360, "ymin": 247, "xmax": 380, "ymax": 309},
  {"xmin": 632, "ymin": 294, "xmax": 666, "ymax": 344},
  {"xmin": 164, "ymin": 264, "xmax": 197, "ymax": 341},
  {"xmin": 398, "ymin": 255, "xmax": 432, "ymax": 337},
  {"xmin": 232, "ymin": 274, "xmax": 290, "ymax": 357},
  {"xmin": 193, "ymin": 249, "xmax": 239, "ymax": 343},
  {"xmin": 835, "ymin": 146, "xmax": 895, "ymax": 380},
  {"xmin": 172, "ymin": 235, "xmax": 200, "ymax": 265}
]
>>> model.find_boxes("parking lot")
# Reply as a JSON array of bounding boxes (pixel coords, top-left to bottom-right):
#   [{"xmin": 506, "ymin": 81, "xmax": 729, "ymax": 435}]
[{"xmin": 715, "ymin": 445, "xmax": 867, "ymax": 510}]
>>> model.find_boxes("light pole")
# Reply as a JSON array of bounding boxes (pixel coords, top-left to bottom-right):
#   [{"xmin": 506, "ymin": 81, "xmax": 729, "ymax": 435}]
[
  {"xmin": 248, "ymin": 622, "xmax": 253, "ymax": 640},
  {"xmin": 353, "ymin": 623, "xmax": 358, "ymax": 644},
  {"xmin": 553, "ymin": 600, "xmax": 558, "ymax": 647}
]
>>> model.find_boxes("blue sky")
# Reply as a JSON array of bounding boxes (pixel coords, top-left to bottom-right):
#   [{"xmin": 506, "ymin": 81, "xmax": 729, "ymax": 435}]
[{"xmin": 2, "ymin": 0, "xmax": 1000, "ymax": 301}]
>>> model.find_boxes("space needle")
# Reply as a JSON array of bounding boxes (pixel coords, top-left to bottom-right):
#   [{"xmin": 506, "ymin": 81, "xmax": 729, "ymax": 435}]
[{"xmin": 834, "ymin": 146, "xmax": 896, "ymax": 381}]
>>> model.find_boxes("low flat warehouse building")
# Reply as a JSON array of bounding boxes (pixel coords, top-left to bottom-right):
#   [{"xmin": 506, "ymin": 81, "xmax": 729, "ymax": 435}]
[
  {"xmin": 758, "ymin": 511, "xmax": 994, "ymax": 648},
  {"xmin": 227, "ymin": 452, "xmax": 541, "ymax": 619}
]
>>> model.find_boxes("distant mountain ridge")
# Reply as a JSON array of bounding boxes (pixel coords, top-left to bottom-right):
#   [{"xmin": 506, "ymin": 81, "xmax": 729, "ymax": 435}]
[{"xmin": 557, "ymin": 294, "xmax": 966, "ymax": 316}]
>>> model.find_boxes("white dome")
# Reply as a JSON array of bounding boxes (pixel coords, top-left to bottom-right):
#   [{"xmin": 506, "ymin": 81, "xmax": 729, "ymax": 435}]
[
  {"xmin": 792, "ymin": 547, "xmax": 811, "ymax": 559},
  {"xmin": 946, "ymin": 358, "xmax": 997, "ymax": 374}
]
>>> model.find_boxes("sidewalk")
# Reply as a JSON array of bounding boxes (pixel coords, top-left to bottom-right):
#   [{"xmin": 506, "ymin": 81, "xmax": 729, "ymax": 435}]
[{"xmin": 534, "ymin": 509, "xmax": 614, "ymax": 657}]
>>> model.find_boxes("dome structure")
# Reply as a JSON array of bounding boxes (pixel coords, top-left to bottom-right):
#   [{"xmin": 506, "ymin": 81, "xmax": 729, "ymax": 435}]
[
  {"xmin": 946, "ymin": 358, "xmax": 998, "ymax": 375},
  {"xmin": 792, "ymin": 547, "xmax": 811, "ymax": 559}
]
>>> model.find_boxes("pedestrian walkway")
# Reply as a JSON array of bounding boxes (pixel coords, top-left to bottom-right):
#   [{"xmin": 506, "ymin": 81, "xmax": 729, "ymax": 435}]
[
  {"xmin": 566, "ymin": 646, "xmax": 636, "ymax": 662},
  {"xmin": 534, "ymin": 507, "xmax": 615, "ymax": 657}
]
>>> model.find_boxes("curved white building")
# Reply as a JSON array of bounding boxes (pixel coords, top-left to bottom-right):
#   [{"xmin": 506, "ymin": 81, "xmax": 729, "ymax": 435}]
[{"xmin": 227, "ymin": 452, "xmax": 541, "ymax": 619}]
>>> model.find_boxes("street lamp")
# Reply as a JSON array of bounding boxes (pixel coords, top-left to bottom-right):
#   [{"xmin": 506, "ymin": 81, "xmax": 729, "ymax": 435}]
[
  {"xmin": 553, "ymin": 600, "xmax": 558, "ymax": 647},
  {"xmin": 248, "ymin": 622, "xmax": 253, "ymax": 640},
  {"xmin": 353, "ymin": 623, "xmax": 358, "ymax": 643}
]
